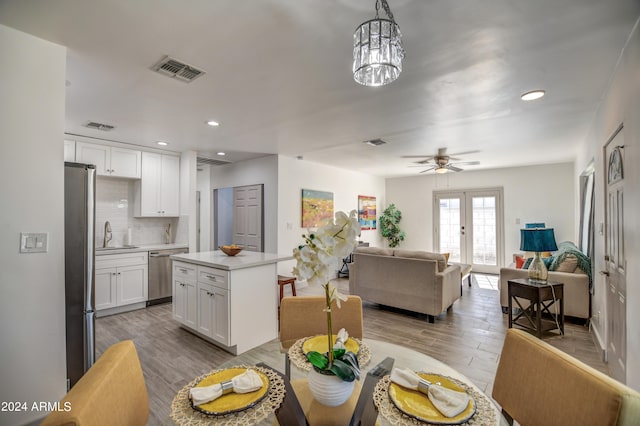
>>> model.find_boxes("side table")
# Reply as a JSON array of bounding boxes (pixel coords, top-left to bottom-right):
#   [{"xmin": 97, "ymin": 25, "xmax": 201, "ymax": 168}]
[{"xmin": 507, "ymin": 278, "xmax": 564, "ymax": 338}]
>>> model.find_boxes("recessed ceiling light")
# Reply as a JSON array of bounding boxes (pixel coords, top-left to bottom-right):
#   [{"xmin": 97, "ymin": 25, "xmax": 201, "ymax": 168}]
[
  {"xmin": 157, "ymin": 141, "xmax": 168, "ymax": 146},
  {"xmin": 207, "ymin": 120, "xmax": 220, "ymax": 127},
  {"xmin": 217, "ymin": 152, "xmax": 226, "ymax": 156},
  {"xmin": 521, "ymin": 90, "xmax": 545, "ymax": 101}
]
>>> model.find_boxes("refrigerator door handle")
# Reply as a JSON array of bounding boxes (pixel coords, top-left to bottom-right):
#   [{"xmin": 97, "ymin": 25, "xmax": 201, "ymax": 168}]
[
  {"xmin": 85, "ymin": 167, "xmax": 96, "ymax": 313},
  {"xmin": 84, "ymin": 310, "xmax": 95, "ymax": 372}
]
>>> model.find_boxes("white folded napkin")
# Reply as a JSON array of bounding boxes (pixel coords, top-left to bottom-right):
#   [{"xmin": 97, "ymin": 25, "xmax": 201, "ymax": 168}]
[
  {"xmin": 390, "ymin": 368, "xmax": 470, "ymax": 418},
  {"xmin": 190, "ymin": 369, "xmax": 263, "ymax": 406},
  {"xmin": 334, "ymin": 328, "xmax": 349, "ymax": 350}
]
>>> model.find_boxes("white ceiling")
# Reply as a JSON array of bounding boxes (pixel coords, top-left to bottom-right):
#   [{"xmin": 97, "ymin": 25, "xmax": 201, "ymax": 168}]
[{"xmin": 1, "ymin": 0, "xmax": 638, "ymax": 177}]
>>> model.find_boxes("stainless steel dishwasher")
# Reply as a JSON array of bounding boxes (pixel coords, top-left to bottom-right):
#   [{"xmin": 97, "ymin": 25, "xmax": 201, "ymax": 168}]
[{"xmin": 148, "ymin": 247, "xmax": 188, "ymax": 305}]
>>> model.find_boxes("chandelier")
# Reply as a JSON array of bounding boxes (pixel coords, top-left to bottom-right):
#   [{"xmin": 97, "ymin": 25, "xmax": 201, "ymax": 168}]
[{"xmin": 353, "ymin": 0, "xmax": 405, "ymax": 87}]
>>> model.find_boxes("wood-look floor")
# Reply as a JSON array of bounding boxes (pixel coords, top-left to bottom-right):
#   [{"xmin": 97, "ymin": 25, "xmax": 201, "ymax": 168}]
[{"xmin": 96, "ymin": 275, "xmax": 607, "ymax": 425}]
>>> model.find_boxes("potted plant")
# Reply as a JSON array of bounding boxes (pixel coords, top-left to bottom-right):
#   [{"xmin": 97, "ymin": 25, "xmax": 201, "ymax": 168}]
[
  {"xmin": 379, "ymin": 203, "xmax": 406, "ymax": 248},
  {"xmin": 292, "ymin": 210, "xmax": 361, "ymax": 405}
]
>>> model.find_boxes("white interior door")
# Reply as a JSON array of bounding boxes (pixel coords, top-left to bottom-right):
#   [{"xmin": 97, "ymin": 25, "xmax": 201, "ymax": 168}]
[
  {"xmin": 435, "ymin": 188, "xmax": 503, "ymax": 274},
  {"xmin": 604, "ymin": 125, "xmax": 626, "ymax": 383},
  {"xmin": 233, "ymin": 184, "xmax": 263, "ymax": 252}
]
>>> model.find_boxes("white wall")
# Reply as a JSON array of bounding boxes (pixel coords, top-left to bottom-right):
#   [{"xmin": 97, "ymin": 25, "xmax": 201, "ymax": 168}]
[
  {"xmin": 196, "ymin": 165, "xmax": 211, "ymax": 251},
  {"xmin": 210, "ymin": 155, "xmax": 279, "ymax": 253},
  {"xmin": 277, "ymin": 156, "xmax": 386, "ymax": 276},
  {"xmin": 575, "ymin": 18, "xmax": 640, "ymax": 389},
  {"xmin": 0, "ymin": 25, "xmax": 67, "ymax": 425},
  {"xmin": 386, "ymin": 163, "xmax": 576, "ymax": 266},
  {"xmin": 180, "ymin": 151, "xmax": 198, "ymax": 252}
]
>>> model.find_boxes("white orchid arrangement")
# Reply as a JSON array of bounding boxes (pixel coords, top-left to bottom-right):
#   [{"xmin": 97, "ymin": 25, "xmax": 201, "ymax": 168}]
[{"xmin": 292, "ymin": 210, "xmax": 361, "ymax": 381}]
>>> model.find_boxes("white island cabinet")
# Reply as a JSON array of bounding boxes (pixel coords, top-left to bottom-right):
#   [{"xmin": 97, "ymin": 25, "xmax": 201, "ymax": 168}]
[{"xmin": 170, "ymin": 251, "xmax": 291, "ymax": 355}]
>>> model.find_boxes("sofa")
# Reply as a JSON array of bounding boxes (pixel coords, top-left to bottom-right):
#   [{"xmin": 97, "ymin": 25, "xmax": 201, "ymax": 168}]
[
  {"xmin": 498, "ymin": 241, "xmax": 591, "ymax": 320},
  {"xmin": 348, "ymin": 246, "xmax": 461, "ymax": 323}
]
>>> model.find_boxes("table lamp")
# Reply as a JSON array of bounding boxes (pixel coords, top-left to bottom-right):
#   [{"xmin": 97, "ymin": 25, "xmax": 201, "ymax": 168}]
[{"xmin": 520, "ymin": 228, "xmax": 558, "ymax": 282}]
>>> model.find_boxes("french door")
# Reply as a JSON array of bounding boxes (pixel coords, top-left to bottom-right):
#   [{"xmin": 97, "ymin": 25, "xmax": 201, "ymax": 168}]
[
  {"xmin": 434, "ymin": 188, "xmax": 503, "ymax": 274},
  {"xmin": 603, "ymin": 124, "xmax": 626, "ymax": 383}
]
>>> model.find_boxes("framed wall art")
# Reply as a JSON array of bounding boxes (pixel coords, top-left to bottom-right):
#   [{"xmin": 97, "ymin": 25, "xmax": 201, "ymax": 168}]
[
  {"xmin": 358, "ymin": 195, "xmax": 377, "ymax": 230},
  {"xmin": 301, "ymin": 189, "xmax": 334, "ymax": 228}
]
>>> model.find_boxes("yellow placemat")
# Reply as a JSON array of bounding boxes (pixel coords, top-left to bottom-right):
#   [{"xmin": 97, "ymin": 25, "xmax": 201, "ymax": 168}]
[
  {"xmin": 288, "ymin": 336, "xmax": 371, "ymax": 371},
  {"xmin": 374, "ymin": 374, "xmax": 497, "ymax": 426},
  {"xmin": 171, "ymin": 365, "xmax": 285, "ymax": 426}
]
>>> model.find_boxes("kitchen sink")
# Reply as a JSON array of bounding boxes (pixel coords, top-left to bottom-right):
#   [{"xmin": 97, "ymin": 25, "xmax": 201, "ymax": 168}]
[{"xmin": 96, "ymin": 245, "xmax": 139, "ymax": 251}]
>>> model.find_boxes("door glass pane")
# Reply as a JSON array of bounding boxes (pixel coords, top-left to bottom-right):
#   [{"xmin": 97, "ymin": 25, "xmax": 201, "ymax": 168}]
[
  {"xmin": 439, "ymin": 198, "xmax": 461, "ymax": 262},
  {"xmin": 471, "ymin": 196, "xmax": 497, "ymax": 266}
]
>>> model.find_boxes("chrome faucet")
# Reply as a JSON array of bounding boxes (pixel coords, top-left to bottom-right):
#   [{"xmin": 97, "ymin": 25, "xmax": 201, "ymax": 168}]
[{"xmin": 104, "ymin": 221, "xmax": 112, "ymax": 248}]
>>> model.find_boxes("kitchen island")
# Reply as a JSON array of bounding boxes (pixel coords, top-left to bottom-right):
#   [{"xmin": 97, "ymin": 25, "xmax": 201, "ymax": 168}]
[{"xmin": 170, "ymin": 250, "xmax": 292, "ymax": 355}]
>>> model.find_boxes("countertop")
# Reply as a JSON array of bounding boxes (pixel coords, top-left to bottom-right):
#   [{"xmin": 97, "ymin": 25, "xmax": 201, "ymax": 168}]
[
  {"xmin": 170, "ymin": 250, "xmax": 293, "ymax": 270},
  {"xmin": 95, "ymin": 243, "xmax": 189, "ymax": 256}
]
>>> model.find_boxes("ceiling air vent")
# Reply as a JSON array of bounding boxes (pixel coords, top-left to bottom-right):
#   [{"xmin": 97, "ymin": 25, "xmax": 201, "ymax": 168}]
[
  {"xmin": 151, "ymin": 55, "xmax": 206, "ymax": 83},
  {"xmin": 197, "ymin": 157, "xmax": 230, "ymax": 167},
  {"xmin": 84, "ymin": 121, "xmax": 115, "ymax": 131},
  {"xmin": 364, "ymin": 138, "xmax": 387, "ymax": 146}
]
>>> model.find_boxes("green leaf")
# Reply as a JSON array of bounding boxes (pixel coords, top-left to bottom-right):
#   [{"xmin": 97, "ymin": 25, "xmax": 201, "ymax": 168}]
[
  {"xmin": 329, "ymin": 359, "xmax": 356, "ymax": 382},
  {"xmin": 332, "ymin": 348, "xmax": 346, "ymax": 359},
  {"xmin": 339, "ymin": 352, "xmax": 360, "ymax": 380},
  {"xmin": 306, "ymin": 351, "xmax": 328, "ymax": 370}
]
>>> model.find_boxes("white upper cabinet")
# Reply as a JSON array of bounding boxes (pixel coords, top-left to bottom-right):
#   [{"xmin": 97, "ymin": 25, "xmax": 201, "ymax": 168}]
[
  {"xmin": 76, "ymin": 142, "xmax": 141, "ymax": 178},
  {"xmin": 64, "ymin": 140, "xmax": 76, "ymax": 162},
  {"xmin": 134, "ymin": 152, "xmax": 180, "ymax": 217}
]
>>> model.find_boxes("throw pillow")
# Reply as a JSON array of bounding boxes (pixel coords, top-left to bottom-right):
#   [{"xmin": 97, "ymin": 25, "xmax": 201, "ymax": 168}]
[
  {"xmin": 515, "ymin": 255, "xmax": 526, "ymax": 269},
  {"xmin": 543, "ymin": 256, "xmax": 555, "ymax": 268},
  {"xmin": 442, "ymin": 253, "xmax": 450, "ymax": 265},
  {"xmin": 522, "ymin": 257, "xmax": 533, "ymax": 269}
]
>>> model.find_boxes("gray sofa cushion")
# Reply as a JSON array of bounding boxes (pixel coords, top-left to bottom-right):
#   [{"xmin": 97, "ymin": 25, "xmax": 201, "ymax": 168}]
[{"xmin": 393, "ymin": 249, "xmax": 447, "ymax": 272}]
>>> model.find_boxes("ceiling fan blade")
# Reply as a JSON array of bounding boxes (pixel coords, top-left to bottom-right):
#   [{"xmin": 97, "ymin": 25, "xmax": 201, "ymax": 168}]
[
  {"xmin": 447, "ymin": 165, "xmax": 464, "ymax": 172},
  {"xmin": 448, "ymin": 150, "xmax": 481, "ymax": 157},
  {"xmin": 402, "ymin": 155, "xmax": 436, "ymax": 159},
  {"xmin": 451, "ymin": 161, "xmax": 480, "ymax": 166},
  {"xmin": 419, "ymin": 166, "xmax": 437, "ymax": 173}
]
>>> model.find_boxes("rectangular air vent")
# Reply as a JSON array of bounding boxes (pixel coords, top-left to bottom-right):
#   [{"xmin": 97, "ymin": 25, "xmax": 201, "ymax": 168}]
[
  {"xmin": 84, "ymin": 121, "xmax": 115, "ymax": 131},
  {"xmin": 197, "ymin": 157, "xmax": 231, "ymax": 167},
  {"xmin": 364, "ymin": 139, "xmax": 387, "ymax": 146},
  {"xmin": 152, "ymin": 55, "xmax": 206, "ymax": 83}
]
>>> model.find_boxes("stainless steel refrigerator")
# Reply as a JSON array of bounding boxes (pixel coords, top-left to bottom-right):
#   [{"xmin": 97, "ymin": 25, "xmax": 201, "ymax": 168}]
[{"xmin": 64, "ymin": 162, "xmax": 96, "ymax": 388}]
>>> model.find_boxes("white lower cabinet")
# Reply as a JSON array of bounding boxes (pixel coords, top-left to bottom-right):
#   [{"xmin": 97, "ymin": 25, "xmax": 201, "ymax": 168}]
[
  {"xmin": 197, "ymin": 283, "xmax": 229, "ymax": 345},
  {"xmin": 95, "ymin": 252, "xmax": 148, "ymax": 315},
  {"xmin": 171, "ymin": 258, "xmax": 277, "ymax": 355},
  {"xmin": 173, "ymin": 261, "xmax": 197, "ymax": 328}
]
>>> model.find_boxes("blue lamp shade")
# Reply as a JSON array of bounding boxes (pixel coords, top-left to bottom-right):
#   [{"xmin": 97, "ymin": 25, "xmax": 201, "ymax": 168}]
[
  {"xmin": 520, "ymin": 228, "xmax": 558, "ymax": 252},
  {"xmin": 525, "ymin": 223, "xmax": 545, "ymax": 229}
]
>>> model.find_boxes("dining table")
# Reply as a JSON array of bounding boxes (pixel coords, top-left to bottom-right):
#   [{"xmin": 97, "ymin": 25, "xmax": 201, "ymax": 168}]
[{"xmin": 170, "ymin": 337, "xmax": 508, "ymax": 426}]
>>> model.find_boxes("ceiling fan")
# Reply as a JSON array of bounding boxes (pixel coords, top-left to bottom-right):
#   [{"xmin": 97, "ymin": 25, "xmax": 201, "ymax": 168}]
[{"xmin": 403, "ymin": 148, "xmax": 480, "ymax": 174}]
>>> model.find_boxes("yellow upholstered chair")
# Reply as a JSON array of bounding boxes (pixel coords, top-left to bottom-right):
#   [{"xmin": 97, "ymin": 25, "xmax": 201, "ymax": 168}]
[
  {"xmin": 41, "ymin": 340, "xmax": 149, "ymax": 426},
  {"xmin": 279, "ymin": 295, "xmax": 363, "ymax": 377},
  {"xmin": 279, "ymin": 295, "xmax": 364, "ymax": 425},
  {"xmin": 493, "ymin": 329, "xmax": 640, "ymax": 426}
]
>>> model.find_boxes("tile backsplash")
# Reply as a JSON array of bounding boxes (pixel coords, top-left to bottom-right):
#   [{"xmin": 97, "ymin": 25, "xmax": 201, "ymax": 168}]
[{"xmin": 95, "ymin": 177, "xmax": 184, "ymax": 247}]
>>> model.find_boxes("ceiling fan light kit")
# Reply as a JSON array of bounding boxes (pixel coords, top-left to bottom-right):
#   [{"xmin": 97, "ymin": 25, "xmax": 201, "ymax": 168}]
[
  {"xmin": 353, "ymin": 0, "xmax": 405, "ymax": 87},
  {"xmin": 521, "ymin": 90, "xmax": 546, "ymax": 101}
]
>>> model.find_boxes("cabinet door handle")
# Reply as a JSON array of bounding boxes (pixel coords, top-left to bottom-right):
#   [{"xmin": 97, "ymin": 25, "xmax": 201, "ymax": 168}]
[
  {"xmin": 179, "ymin": 268, "xmax": 188, "ymax": 273},
  {"xmin": 206, "ymin": 274, "xmax": 217, "ymax": 281},
  {"xmin": 600, "ymin": 270, "xmax": 610, "ymax": 276}
]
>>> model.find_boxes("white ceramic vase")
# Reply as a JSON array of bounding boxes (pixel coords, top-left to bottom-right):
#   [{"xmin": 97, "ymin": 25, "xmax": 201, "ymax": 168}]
[{"xmin": 307, "ymin": 368, "xmax": 355, "ymax": 406}]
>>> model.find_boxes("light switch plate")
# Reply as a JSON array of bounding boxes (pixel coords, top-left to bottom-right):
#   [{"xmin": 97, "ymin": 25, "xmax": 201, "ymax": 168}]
[{"xmin": 20, "ymin": 232, "xmax": 48, "ymax": 253}]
